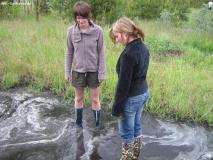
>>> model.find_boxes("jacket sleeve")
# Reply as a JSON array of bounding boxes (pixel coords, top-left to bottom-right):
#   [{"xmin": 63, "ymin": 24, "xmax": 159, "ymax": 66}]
[
  {"xmin": 111, "ymin": 53, "xmax": 135, "ymax": 117},
  {"xmin": 65, "ymin": 27, "xmax": 74, "ymax": 79},
  {"xmin": 97, "ymin": 28, "xmax": 106, "ymax": 80}
]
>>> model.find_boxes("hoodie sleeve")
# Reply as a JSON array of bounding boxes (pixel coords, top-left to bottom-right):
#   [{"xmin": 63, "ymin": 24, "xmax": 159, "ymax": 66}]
[
  {"xmin": 97, "ymin": 28, "xmax": 106, "ymax": 80},
  {"xmin": 65, "ymin": 27, "xmax": 74, "ymax": 79}
]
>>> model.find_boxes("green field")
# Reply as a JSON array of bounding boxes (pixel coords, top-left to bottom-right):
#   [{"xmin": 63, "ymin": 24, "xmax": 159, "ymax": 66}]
[{"xmin": 0, "ymin": 15, "xmax": 213, "ymax": 126}]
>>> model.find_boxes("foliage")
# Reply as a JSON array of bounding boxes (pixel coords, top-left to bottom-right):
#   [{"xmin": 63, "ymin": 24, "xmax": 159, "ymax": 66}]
[
  {"xmin": 160, "ymin": 10, "xmax": 175, "ymax": 23},
  {"xmin": 187, "ymin": 5, "xmax": 213, "ymax": 32},
  {"xmin": 0, "ymin": 2, "xmax": 21, "ymax": 18},
  {"xmin": 189, "ymin": 0, "xmax": 206, "ymax": 8},
  {"xmin": 146, "ymin": 37, "xmax": 181, "ymax": 53},
  {"xmin": 88, "ymin": 0, "xmax": 115, "ymax": 24},
  {"xmin": 39, "ymin": 0, "xmax": 51, "ymax": 14},
  {"xmin": 50, "ymin": 0, "xmax": 66, "ymax": 14},
  {"xmin": 167, "ymin": 0, "xmax": 190, "ymax": 21},
  {"xmin": 0, "ymin": 0, "xmax": 208, "ymax": 24},
  {"xmin": 60, "ymin": 0, "xmax": 77, "ymax": 21}
]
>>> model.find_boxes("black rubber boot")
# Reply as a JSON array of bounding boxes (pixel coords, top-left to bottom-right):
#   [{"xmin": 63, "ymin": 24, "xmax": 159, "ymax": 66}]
[
  {"xmin": 92, "ymin": 109, "xmax": 101, "ymax": 128},
  {"xmin": 75, "ymin": 108, "xmax": 83, "ymax": 128}
]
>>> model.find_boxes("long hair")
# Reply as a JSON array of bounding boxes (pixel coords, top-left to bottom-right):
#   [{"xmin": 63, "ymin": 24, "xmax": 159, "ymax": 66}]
[{"xmin": 109, "ymin": 17, "xmax": 145, "ymax": 43}]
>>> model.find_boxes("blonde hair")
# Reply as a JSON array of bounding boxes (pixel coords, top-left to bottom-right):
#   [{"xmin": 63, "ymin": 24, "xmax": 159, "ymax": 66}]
[{"xmin": 109, "ymin": 17, "xmax": 145, "ymax": 43}]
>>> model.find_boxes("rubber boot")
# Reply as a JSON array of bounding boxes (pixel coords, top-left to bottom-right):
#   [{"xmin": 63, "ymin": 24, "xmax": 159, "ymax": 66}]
[
  {"xmin": 132, "ymin": 136, "xmax": 142, "ymax": 160},
  {"xmin": 92, "ymin": 109, "xmax": 101, "ymax": 128},
  {"xmin": 120, "ymin": 143, "xmax": 134, "ymax": 160},
  {"xmin": 75, "ymin": 108, "xmax": 83, "ymax": 128}
]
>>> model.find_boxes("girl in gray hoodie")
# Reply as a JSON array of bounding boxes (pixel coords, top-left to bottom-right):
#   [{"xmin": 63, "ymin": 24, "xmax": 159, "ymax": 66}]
[{"xmin": 65, "ymin": 1, "xmax": 106, "ymax": 128}]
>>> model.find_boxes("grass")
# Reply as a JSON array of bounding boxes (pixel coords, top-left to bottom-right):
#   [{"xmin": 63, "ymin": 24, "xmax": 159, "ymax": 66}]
[{"xmin": 0, "ymin": 15, "xmax": 213, "ymax": 126}]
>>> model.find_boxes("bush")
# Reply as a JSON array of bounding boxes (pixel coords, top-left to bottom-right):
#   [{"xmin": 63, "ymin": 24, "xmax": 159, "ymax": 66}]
[
  {"xmin": 189, "ymin": 5, "xmax": 213, "ymax": 32},
  {"xmin": 0, "ymin": 3, "xmax": 21, "ymax": 18},
  {"xmin": 55, "ymin": 0, "xmax": 192, "ymax": 24},
  {"xmin": 160, "ymin": 10, "xmax": 175, "ymax": 23}
]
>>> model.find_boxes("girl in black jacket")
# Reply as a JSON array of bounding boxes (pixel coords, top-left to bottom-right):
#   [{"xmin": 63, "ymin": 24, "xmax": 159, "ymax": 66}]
[{"xmin": 110, "ymin": 17, "xmax": 150, "ymax": 160}]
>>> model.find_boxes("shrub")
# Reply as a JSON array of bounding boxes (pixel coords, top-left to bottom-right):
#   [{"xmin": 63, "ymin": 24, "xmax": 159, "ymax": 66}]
[{"xmin": 188, "ymin": 5, "xmax": 213, "ymax": 32}]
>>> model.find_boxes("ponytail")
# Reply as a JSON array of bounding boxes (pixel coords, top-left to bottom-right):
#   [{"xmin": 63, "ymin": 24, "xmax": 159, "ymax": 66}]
[{"xmin": 133, "ymin": 25, "xmax": 144, "ymax": 40}]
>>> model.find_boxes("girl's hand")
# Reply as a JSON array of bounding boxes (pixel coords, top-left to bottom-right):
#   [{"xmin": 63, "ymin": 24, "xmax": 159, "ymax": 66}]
[
  {"xmin": 65, "ymin": 75, "xmax": 72, "ymax": 83},
  {"xmin": 98, "ymin": 79, "xmax": 104, "ymax": 83}
]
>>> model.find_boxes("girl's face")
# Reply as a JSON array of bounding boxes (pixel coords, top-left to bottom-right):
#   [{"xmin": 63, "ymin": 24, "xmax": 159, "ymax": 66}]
[
  {"xmin": 113, "ymin": 32, "xmax": 128, "ymax": 45},
  {"xmin": 76, "ymin": 16, "xmax": 89, "ymax": 29}
]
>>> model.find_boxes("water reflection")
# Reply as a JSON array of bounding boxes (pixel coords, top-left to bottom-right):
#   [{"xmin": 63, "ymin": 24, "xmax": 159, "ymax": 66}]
[
  {"xmin": 0, "ymin": 88, "xmax": 212, "ymax": 160},
  {"xmin": 75, "ymin": 128, "xmax": 85, "ymax": 160}
]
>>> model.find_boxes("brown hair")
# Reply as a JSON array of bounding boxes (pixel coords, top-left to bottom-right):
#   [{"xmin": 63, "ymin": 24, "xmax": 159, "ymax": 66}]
[
  {"xmin": 73, "ymin": 1, "xmax": 92, "ymax": 20},
  {"xmin": 109, "ymin": 17, "xmax": 145, "ymax": 43}
]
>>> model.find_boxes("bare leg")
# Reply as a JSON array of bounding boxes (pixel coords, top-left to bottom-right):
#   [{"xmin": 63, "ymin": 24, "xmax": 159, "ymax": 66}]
[
  {"xmin": 74, "ymin": 87, "xmax": 84, "ymax": 108},
  {"xmin": 89, "ymin": 87, "xmax": 100, "ymax": 111},
  {"xmin": 74, "ymin": 88, "xmax": 84, "ymax": 127},
  {"xmin": 90, "ymin": 87, "xmax": 101, "ymax": 127}
]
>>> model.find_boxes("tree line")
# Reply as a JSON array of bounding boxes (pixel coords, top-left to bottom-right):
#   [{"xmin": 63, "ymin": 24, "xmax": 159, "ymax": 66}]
[{"xmin": 0, "ymin": 0, "xmax": 209, "ymax": 23}]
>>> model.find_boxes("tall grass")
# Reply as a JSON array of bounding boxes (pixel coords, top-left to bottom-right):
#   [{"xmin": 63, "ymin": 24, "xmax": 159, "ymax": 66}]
[{"xmin": 0, "ymin": 16, "xmax": 212, "ymax": 126}]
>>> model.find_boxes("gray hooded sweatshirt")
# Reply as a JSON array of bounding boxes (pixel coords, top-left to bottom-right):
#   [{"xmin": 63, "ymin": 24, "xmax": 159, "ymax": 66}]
[{"xmin": 65, "ymin": 22, "xmax": 106, "ymax": 80}]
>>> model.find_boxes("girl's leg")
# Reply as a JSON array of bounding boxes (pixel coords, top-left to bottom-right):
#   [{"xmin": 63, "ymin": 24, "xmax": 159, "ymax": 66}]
[
  {"xmin": 89, "ymin": 87, "xmax": 100, "ymax": 110},
  {"xmin": 89, "ymin": 87, "xmax": 101, "ymax": 127},
  {"xmin": 118, "ymin": 98, "xmax": 135, "ymax": 159},
  {"xmin": 134, "ymin": 90, "xmax": 150, "ymax": 137},
  {"xmin": 133, "ymin": 90, "xmax": 150, "ymax": 160},
  {"xmin": 74, "ymin": 87, "xmax": 84, "ymax": 108},
  {"xmin": 74, "ymin": 87, "xmax": 84, "ymax": 127}
]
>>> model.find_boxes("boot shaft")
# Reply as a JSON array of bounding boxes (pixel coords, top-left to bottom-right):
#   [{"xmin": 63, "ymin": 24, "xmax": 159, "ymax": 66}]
[
  {"xmin": 120, "ymin": 143, "xmax": 134, "ymax": 160},
  {"xmin": 132, "ymin": 137, "xmax": 142, "ymax": 160},
  {"xmin": 92, "ymin": 109, "xmax": 101, "ymax": 127},
  {"xmin": 75, "ymin": 108, "xmax": 83, "ymax": 128}
]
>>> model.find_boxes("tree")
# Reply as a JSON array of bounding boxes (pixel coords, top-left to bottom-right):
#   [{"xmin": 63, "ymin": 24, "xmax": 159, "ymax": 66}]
[{"xmin": 34, "ymin": 0, "xmax": 40, "ymax": 21}]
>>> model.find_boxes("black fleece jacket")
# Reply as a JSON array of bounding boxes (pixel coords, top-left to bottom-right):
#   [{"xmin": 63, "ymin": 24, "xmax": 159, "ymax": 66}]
[{"xmin": 111, "ymin": 38, "xmax": 149, "ymax": 117}]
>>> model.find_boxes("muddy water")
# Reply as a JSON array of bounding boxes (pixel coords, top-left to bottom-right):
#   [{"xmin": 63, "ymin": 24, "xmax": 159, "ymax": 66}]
[{"xmin": 0, "ymin": 88, "xmax": 213, "ymax": 160}]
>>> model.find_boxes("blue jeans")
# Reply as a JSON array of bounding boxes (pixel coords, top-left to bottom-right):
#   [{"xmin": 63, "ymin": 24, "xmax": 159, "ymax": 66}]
[{"xmin": 118, "ymin": 90, "xmax": 150, "ymax": 144}]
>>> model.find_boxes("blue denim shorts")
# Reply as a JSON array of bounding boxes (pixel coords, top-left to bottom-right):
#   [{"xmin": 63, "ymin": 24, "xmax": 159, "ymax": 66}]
[{"xmin": 118, "ymin": 90, "xmax": 150, "ymax": 144}]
